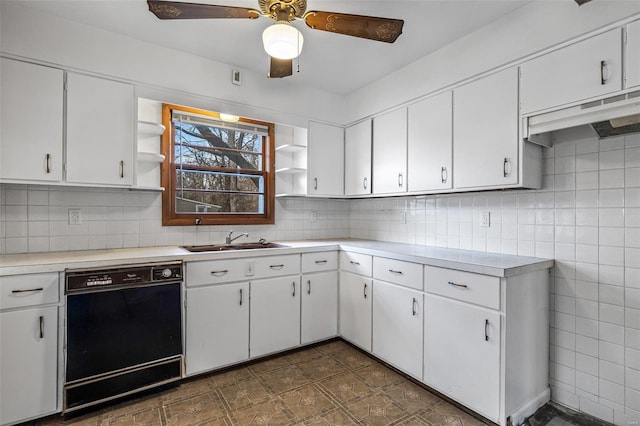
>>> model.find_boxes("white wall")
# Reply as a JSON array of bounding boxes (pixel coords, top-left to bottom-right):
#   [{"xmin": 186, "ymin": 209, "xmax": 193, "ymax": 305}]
[
  {"xmin": 350, "ymin": 128, "xmax": 640, "ymax": 425},
  {"xmin": 0, "ymin": 1, "xmax": 345, "ymax": 128},
  {"xmin": 346, "ymin": 1, "xmax": 640, "ymax": 123}
]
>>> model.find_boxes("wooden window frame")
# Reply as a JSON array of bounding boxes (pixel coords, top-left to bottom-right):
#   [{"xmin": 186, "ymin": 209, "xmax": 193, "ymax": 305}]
[{"xmin": 161, "ymin": 103, "xmax": 275, "ymax": 226}]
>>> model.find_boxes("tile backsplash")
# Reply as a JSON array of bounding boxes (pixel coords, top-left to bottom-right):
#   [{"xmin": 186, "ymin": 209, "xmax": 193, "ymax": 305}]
[{"xmin": 0, "ymin": 126, "xmax": 638, "ymax": 424}]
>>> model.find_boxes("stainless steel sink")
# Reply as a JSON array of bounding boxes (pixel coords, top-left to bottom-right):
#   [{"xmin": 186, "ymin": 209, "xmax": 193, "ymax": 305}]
[{"xmin": 181, "ymin": 242, "xmax": 289, "ymax": 252}]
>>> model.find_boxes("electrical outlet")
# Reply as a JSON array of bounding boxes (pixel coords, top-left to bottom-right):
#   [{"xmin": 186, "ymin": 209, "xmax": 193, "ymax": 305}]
[
  {"xmin": 480, "ymin": 211, "xmax": 490, "ymax": 228},
  {"xmin": 68, "ymin": 208, "xmax": 82, "ymax": 225}
]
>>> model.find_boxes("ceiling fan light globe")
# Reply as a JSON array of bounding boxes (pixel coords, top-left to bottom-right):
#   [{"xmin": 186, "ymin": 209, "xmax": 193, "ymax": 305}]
[{"xmin": 262, "ymin": 23, "xmax": 304, "ymax": 60}]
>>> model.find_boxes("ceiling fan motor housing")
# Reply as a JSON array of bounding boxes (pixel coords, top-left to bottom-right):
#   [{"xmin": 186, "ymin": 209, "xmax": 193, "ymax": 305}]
[{"xmin": 259, "ymin": 0, "xmax": 307, "ymax": 21}]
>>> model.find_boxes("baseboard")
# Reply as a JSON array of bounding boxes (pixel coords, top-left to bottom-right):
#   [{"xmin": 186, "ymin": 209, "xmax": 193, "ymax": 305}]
[{"xmin": 509, "ymin": 387, "xmax": 551, "ymax": 426}]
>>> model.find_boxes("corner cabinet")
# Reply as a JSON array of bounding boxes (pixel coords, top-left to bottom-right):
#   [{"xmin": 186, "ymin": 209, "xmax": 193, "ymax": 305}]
[
  {"xmin": 372, "ymin": 108, "xmax": 408, "ymax": 194},
  {"xmin": 66, "ymin": 73, "xmax": 134, "ymax": 186},
  {"xmin": 307, "ymin": 122, "xmax": 344, "ymax": 197},
  {"xmin": 344, "ymin": 120, "xmax": 372, "ymax": 196},
  {"xmin": 0, "ymin": 58, "xmax": 64, "ymax": 183},
  {"xmin": 453, "ymin": 67, "xmax": 522, "ymax": 190}
]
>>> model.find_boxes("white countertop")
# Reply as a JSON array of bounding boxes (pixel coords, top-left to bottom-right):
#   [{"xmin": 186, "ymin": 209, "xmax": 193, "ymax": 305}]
[{"xmin": 0, "ymin": 239, "xmax": 553, "ymax": 278}]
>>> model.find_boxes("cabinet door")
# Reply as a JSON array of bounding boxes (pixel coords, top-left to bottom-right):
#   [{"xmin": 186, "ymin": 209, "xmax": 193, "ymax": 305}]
[
  {"xmin": 453, "ymin": 67, "xmax": 518, "ymax": 189},
  {"xmin": 344, "ymin": 120, "xmax": 372, "ymax": 196},
  {"xmin": 521, "ymin": 28, "xmax": 623, "ymax": 114},
  {"xmin": 372, "ymin": 281, "xmax": 423, "ymax": 379},
  {"xmin": 250, "ymin": 276, "xmax": 300, "ymax": 357},
  {"xmin": 1, "ymin": 306, "xmax": 57, "ymax": 425},
  {"xmin": 408, "ymin": 92, "xmax": 452, "ymax": 191},
  {"xmin": 307, "ymin": 122, "xmax": 344, "ymax": 196},
  {"xmin": 338, "ymin": 271, "xmax": 372, "ymax": 351},
  {"xmin": 301, "ymin": 271, "xmax": 338, "ymax": 344},
  {"xmin": 627, "ymin": 20, "xmax": 640, "ymax": 89},
  {"xmin": 0, "ymin": 59, "xmax": 63, "ymax": 182},
  {"xmin": 424, "ymin": 295, "xmax": 501, "ymax": 422},
  {"xmin": 66, "ymin": 73, "xmax": 134, "ymax": 186},
  {"xmin": 185, "ymin": 282, "xmax": 249, "ymax": 375},
  {"xmin": 372, "ymin": 108, "xmax": 407, "ymax": 194}
]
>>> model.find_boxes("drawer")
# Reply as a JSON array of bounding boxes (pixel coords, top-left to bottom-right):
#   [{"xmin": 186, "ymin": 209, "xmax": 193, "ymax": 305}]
[
  {"xmin": 339, "ymin": 251, "xmax": 372, "ymax": 277},
  {"xmin": 252, "ymin": 254, "xmax": 300, "ymax": 279},
  {"xmin": 373, "ymin": 257, "xmax": 423, "ymax": 290},
  {"xmin": 302, "ymin": 251, "xmax": 338, "ymax": 273},
  {"xmin": 424, "ymin": 265, "xmax": 500, "ymax": 310},
  {"xmin": 186, "ymin": 259, "xmax": 247, "ymax": 287},
  {"xmin": 1, "ymin": 273, "xmax": 59, "ymax": 310}
]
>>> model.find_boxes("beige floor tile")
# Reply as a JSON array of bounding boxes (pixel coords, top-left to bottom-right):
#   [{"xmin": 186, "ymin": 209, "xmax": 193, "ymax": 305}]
[
  {"xmin": 279, "ymin": 384, "xmax": 337, "ymax": 421},
  {"xmin": 317, "ymin": 371, "xmax": 375, "ymax": 404},
  {"xmin": 342, "ymin": 393, "xmax": 407, "ymax": 426},
  {"xmin": 257, "ymin": 365, "xmax": 311, "ymax": 395},
  {"xmin": 218, "ymin": 377, "xmax": 272, "ymax": 411},
  {"xmin": 297, "ymin": 356, "xmax": 347, "ymax": 381}
]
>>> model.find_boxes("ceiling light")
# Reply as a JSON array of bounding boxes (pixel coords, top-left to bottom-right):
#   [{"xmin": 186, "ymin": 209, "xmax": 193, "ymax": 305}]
[
  {"xmin": 219, "ymin": 113, "xmax": 240, "ymax": 122},
  {"xmin": 262, "ymin": 22, "xmax": 304, "ymax": 60}
]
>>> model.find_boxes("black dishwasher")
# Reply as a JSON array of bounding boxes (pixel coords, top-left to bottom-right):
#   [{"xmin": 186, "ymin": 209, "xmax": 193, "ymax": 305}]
[{"xmin": 64, "ymin": 262, "xmax": 183, "ymax": 413}]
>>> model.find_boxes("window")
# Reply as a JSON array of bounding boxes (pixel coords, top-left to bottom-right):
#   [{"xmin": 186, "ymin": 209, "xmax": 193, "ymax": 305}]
[{"xmin": 161, "ymin": 104, "xmax": 275, "ymax": 226}]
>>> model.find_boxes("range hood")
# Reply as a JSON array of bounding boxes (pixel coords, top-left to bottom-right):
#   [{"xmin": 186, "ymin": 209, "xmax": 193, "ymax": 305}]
[{"xmin": 525, "ymin": 90, "xmax": 640, "ymax": 143}]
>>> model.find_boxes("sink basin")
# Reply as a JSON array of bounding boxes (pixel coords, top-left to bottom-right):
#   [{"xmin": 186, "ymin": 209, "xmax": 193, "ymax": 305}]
[{"xmin": 181, "ymin": 242, "xmax": 289, "ymax": 252}]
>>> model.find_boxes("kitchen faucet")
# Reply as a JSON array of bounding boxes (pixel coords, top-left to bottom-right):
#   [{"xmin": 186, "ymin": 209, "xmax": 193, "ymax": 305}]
[{"xmin": 226, "ymin": 230, "xmax": 249, "ymax": 244}]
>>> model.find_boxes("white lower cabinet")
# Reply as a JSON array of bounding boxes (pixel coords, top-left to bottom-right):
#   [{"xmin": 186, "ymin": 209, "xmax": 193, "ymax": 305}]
[
  {"xmin": 0, "ymin": 306, "xmax": 58, "ymax": 425},
  {"xmin": 185, "ymin": 282, "xmax": 249, "ymax": 376},
  {"xmin": 301, "ymin": 271, "xmax": 338, "ymax": 344},
  {"xmin": 424, "ymin": 295, "xmax": 501, "ymax": 421},
  {"xmin": 372, "ymin": 280, "xmax": 423, "ymax": 379},
  {"xmin": 250, "ymin": 276, "xmax": 301, "ymax": 358},
  {"xmin": 338, "ymin": 271, "xmax": 372, "ymax": 351}
]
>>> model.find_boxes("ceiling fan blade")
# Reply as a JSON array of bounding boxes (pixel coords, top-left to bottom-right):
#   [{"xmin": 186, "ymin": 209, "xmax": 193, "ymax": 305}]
[
  {"xmin": 268, "ymin": 57, "xmax": 293, "ymax": 78},
  {"xmin": 304, "ymin": 11, "xmax": 403, "ymax": 43},
  {"xmin": 574, "ymin": 0, "xmax": 592, "ymax": 4},
  {"xmin": 147, "ymin": 1, "xmax": 260, "ymax": 20}
]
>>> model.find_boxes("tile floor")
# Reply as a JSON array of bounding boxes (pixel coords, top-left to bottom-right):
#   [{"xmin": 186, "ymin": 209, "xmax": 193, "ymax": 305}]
[{"xmin": 31, "ymin": 340, "xmax": 488, "ymax": 426}]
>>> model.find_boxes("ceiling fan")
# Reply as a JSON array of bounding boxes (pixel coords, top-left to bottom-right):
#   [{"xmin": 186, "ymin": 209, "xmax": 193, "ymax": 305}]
[{"xmin": 147, "ymin": 0, "xmax": 404, "ymax": 78}]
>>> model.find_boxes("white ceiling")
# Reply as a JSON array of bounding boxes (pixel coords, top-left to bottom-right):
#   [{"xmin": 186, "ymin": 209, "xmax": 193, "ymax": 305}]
[{"xmin": 14, "ymin": 0, "xmax": 533, "ymax": 95}]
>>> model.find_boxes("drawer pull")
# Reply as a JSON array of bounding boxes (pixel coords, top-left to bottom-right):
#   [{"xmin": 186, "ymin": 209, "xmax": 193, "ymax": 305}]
[
  {"xmin": 239, "ymin": 288, "xmax": 243, "ymax": 306},
  {"xmin": 292, "ymin": 281, "xmax": 296, "ymax": 297},
  {"xmin": 485, "ymin": 319, "xmax": 489, "ymax": 341},
  {"xmin": 363, "ymin": 283, "xmax": 368, "ymax": 299},
  {"xmin": 39, "ymin": 315, "xmax": 44, "ymax": 339},
  {"xmin": 388, "ymin": 269, "xmax": 403, "ymax": 275},
  {"xmin": 448, "ymin": 281, "xmax": 468, "ymax": 289},
  {"xmin": 350, "ymin": 261, "xmax": 360, "ymax": 265},
  {"xmin": 315, "ymin": 260, "xmax": 328, "ymax": 264},
  {"xmin": 11, "ymin": 287, "xmax": 44, "ymax": 294},
  {"xmin": 307, "ymin": 280, "xmax": 311, "ymax": 294},
  {"xmin": 412, "ymin": 298, "xmax": 417, "ymax": 316},
  {"xmin": 270, "ymin": 264, "xmax": 284, "ymax": 270},
  {"xmin": 210, "ymin": 270, "xmax": 229, "ymax": 276}
]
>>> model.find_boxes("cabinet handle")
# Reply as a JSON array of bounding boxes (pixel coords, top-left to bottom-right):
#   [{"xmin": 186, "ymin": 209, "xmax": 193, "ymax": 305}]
[
  {"xmin": 292, "ymin": 281, "xmax": 296, "ymax": 297},
  {"xmin": 485, "ymin": 319, "xmax": 489, "ymax": 341},
  {"xmin": 441, "ymin": 166, "xmax": 447, "ymax": 184},
  {"xmin": 270, "ymin": 264, "xmax": 284, "ymax": 270},
  {"xmin": 239, "ymin": 288, "xmax": 243, "ymax": 306},
  {"xmin": 448, "ymin": 281, "xmax": 468, "ymax": 289},
  {"xmin": 412, "ymin": 298, "xmax": 417, "ymax": 316},
  {"xmin": 11, "ymin": 287, "xmax": 44, "ymax": 294},
  {"xmin": 314, "ymin": 177, "xmax": 318, "ymax": 191},
  {"xmin": 503, "ymin": 158, "xmax": 511, "ymax": 177},
  {"xmin": 363, "ymin": 283, "xmax": 368, "ymax": 299},
  {"xmin": 39, "ymin": 315, "xmax": 44, "ymax": 339},
  {"xmin": 119, "ymin": 160, "xmax": 124, "ymax": 179},
  {"xmin": 363, "ymin": 177, "xmax": 368, "ymax": 190},
  {"xmin": 210, "ymin": 270, "xmax": 229, "ymax": 276},
  {"xmin": 388, "ymin": 269, "xmax": 403, "ymax": 275},
  {"xmin": 45, "ymin": 154, "xmax": 51, "ymax": 174},
  {"xmin": 398, "ymin": 172, "xmax": 403, "ymax": 187},
  {"xmin": 600, "ymin": 60, "xmax": 607, "ymax": 85},
  {"xmin": 315, "ymin": 260, "xmax": 328, "ymax": 264},
  {"xmin": 307, "ymin": 280, "xmax": 311, "ymax": 294},
  {"xmin": 350, "ymin": 261, "xmax": 360, "ymax": 265}
]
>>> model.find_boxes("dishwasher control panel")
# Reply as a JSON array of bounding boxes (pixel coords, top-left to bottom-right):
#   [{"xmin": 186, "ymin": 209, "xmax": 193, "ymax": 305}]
[{"xmin": 65, "ymin": 262, "xmax": 183, "ymax": 293}]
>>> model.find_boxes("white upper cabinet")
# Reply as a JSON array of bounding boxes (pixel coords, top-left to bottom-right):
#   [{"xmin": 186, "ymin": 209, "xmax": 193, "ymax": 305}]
[
  {"xmin": 407, "ymin": 92, "xmax": 453, "ymax": 192},
  {"xmin": 372, "ymin": 108, "xmax": 407, "ymax": 194},
  {"xmin": 520, "ymin": 28, "xmax": 623, "ymax": 114},
  {"xmin": 66, "ymin": 73, "xmax": 134, "ymax": 186},
  {"xmin": 344, "ymin": 120, "xmax": 372, "ymax": 196},
  {"xmin": 453, "ymin": 67, "xmax": 519, "ymax": 189},
  {"xmin": 307, "ymin": 121, "xmax": 344, "ymax": 197},
  {"xmin": 0, "ymin": 59, "xmax": 64, "ymax": 183},
  {"xmin": 626, "ymin": 20, "xmax": 640, "ymax": 89}
]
